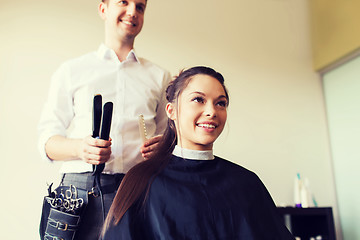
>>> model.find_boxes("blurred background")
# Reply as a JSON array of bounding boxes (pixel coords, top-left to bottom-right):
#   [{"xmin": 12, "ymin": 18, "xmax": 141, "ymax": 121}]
[{"xmin": 1, "ymin": 0, "xmax": 359, "ymax": 239}]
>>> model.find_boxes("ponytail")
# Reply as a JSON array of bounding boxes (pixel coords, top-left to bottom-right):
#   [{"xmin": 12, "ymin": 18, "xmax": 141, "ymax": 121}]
[{"xmin": 102, "ymin": 120, "xmax": 176, "ymax": 235}]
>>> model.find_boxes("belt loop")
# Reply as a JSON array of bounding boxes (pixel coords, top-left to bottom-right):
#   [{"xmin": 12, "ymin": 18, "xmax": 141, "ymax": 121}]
[
  {"xmin": 86, "ymin": 174, "xmax": 96, "ymax": 190},
  {"xmin": 60, "ymin": 174, "xmax": 66, "ymax": 186}
]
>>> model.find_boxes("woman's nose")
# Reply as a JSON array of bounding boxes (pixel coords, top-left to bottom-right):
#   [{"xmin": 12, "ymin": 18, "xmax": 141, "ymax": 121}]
[{"xmin": 205, "ymin": 104, "xmax": 216, "ymax": 117}]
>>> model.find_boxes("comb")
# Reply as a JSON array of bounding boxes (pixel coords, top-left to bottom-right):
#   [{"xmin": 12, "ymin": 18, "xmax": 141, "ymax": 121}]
[{"xmin": 138, "ymin": 114, "xmax": 148, "ymax": 143}]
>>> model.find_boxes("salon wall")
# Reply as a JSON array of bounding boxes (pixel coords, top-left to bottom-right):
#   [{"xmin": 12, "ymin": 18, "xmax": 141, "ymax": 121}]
[
  {"xmin": 0, "ymin": 0, "xmax": 339, "ymax": 239},
  {"xmin": 309, "ymin": 0, "xmax": 360, "ymax": 71}
]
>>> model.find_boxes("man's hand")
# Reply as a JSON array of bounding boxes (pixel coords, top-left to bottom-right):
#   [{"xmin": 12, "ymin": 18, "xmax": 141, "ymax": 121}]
[
  {"xmin": 140, "ymin": 135, "xmax": 162, "ymax": 160},
  {"xmin": 45, "ymin": 135, "xmax": 112, "ymax": 164},
  {"xmin": 77, "ymin": 135, "xmax": 112, "ymax": 165}
]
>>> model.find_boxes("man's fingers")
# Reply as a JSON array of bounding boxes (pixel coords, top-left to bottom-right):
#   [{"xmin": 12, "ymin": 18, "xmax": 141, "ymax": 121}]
[
  {"xmin": 84, "ymin": 143, "xmax": 111, "ymax": 155},
  {"xmin": 83, "ymin": 152, "xmax": 111, "ymax": 165},
  {"xmin": 85, "ymin": 135, "xmax": 112, "ymax": 147},
  {"xmin": 143, "ymin": 135, "xmax": 162, "ymax": 147},
  {"xmin": 80, "ymin": 137, "xmax": 112, "ymax": 164},
  {"xmin": 86, "ymin": 159, "xmax": 105, "ymax": 165},
  {"xmin": 142, "ymin": 152, "xmax": 153, "ymax": 160},
  {"xmin": 141, "ymin": 142, "xmax": 160, "ymax": 154},
  {"xmin": 141, "ymin": 135, "xmax": 162, "ymax": 152}
]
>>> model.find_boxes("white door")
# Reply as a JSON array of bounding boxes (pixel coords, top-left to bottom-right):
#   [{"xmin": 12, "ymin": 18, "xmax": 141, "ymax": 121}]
[{"xmin": 323, "ymin": 55, "xmax": 360, "ymax": 240}]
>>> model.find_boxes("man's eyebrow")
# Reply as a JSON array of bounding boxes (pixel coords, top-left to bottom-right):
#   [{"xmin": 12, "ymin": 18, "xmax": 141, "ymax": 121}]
[{"xmin": 137, "ymin": 2, "xmax": 146, "ymax": 7}]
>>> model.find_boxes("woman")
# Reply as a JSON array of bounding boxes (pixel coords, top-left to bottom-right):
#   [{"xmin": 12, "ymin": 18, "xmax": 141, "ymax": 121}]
[{"xmin": 102, "ymin": 66, "xmax": 294, "ymax": 239}]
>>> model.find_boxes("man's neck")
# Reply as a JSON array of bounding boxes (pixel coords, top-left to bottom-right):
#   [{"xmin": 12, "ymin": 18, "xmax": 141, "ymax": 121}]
[{"xmin": 105, "ymin": 38, "xmax": 134, "ymax": 62}]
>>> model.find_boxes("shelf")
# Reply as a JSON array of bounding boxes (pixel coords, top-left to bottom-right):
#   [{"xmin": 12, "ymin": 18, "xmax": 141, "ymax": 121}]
[{"xmin": 277, "ymin": 207, "xmax": 336, "ymax": 240}]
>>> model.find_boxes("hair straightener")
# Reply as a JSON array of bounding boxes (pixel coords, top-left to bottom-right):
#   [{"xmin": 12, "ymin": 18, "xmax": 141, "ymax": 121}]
[{"xmin": 92, "ymin": 94, "xmax": 113, "ymax": 175}]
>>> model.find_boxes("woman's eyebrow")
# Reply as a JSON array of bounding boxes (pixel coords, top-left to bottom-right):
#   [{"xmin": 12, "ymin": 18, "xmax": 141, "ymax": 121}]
[
  {"xmin": 189, "ymin": 92, "xmax": 227, "ymax": 100},
  {"xmin": 189, "ymin": 91, "xmax": 205, "ymax": 96}
]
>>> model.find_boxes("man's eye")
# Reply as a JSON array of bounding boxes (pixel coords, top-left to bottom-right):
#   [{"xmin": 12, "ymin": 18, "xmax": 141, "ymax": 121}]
[{"xmin": 136, "ymin": 5, "xmax": 145, "ymax": 13}]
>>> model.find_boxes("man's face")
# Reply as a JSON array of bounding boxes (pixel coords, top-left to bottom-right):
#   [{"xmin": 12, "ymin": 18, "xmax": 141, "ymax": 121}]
[{"xmin": 99, "ymin": 0, "xmax": 146, "ymax": 42}]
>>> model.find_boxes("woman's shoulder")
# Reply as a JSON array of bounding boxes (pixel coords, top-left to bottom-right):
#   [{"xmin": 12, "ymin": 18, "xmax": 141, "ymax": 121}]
[
  {"xmin": 214, "ymin": 155, "xmax": 251, "ymax": 171},
  {"xmin": 214, "ymin": 156, "xmax": 261, "ymax": 181}
]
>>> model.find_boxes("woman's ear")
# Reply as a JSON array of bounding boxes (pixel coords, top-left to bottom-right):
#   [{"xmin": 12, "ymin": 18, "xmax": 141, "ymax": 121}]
[{"xmin": 166, "ymin": 103, "xmax": 176, "ymax": 120}]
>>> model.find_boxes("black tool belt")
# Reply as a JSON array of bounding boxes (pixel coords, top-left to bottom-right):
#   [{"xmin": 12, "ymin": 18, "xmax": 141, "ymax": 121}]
[
  {"xmin": 40, "ymin": 184, "xmax": 88, "ymax": 240},
  {"xmin": 39, "ymin": 173, "xmax": 124, "ymax": 240}
]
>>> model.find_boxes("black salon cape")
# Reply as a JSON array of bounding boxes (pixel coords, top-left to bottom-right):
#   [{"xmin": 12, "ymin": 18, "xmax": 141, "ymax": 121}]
[{"xmin": 103, "ymin": 156, "xmax": 294, "ymax": 240}]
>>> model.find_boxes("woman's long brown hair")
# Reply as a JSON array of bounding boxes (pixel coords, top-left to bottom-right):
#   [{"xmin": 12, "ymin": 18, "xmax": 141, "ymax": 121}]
[{"xmin": 101, "ymin": 66, "xmax": 229, "ymax": 237}]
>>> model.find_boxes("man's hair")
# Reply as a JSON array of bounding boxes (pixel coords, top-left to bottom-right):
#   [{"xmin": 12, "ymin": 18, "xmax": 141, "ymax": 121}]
[{"xmin": 102, "ymin": 0, "xmax": 147, "ymax": 2}]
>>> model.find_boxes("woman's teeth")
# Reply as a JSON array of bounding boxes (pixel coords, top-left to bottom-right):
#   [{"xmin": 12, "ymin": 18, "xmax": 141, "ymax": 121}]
[{"xmin": 197, "ymin": 123, "xmax": 216, "ymax": 129}]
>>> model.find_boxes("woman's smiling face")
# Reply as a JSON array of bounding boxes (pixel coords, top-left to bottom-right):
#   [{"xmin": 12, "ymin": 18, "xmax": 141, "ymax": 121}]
[{"xmin": 166, "ymin": 74, "xmax": 228, "ymax": 151}]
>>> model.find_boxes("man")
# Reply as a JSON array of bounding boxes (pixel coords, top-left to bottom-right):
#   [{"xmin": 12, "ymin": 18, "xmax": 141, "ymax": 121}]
[{"xmin": 38, "ymin": 0, "xmax": 170, "ymax": 239}]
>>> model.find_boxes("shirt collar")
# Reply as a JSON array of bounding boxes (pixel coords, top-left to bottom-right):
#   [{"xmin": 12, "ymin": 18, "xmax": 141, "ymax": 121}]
[
  {"xmin": 97, "ymin": 43, "xmax": 141, "ymax": 64},
  {"xmin": 172, "ymin": 145, "xmax": 214, "ymax": 160}
]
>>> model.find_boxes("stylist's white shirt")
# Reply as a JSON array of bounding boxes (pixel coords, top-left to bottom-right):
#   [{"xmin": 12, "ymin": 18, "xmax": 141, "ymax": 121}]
[{"xmin": 38, "ymin": 44, "xmax": 171, "ymax": 174}]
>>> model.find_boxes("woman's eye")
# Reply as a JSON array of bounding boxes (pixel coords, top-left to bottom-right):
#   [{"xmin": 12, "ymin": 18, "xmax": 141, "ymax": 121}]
[
  {"xmin": 216, "ymin": 101, "xmax": 227, "ymax": 107},
  {"xmin": 192, "ymin": 97, "xmax": 204, "ymax": 103}
]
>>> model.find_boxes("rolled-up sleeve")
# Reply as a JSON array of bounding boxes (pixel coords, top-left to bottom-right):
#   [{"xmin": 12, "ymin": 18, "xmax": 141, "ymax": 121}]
[{"xmin": 37, "ymin": 63, "xmax": 74, "ymax": 162}]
